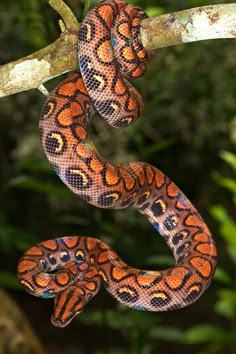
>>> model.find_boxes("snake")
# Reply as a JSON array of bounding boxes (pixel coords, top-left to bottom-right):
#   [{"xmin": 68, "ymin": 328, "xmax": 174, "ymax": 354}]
[{"xmin": 17, "ymin": 0, "xmax": 217, "ymax": 328}]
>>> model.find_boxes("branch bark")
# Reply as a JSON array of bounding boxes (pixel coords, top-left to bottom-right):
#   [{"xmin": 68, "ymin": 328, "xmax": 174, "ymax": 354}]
[
  {"xmin": 0, "ymin": 1, "xmax": 235, "ymax": 97},
  {"xmin": 141, "ymin": 4, "xmax": 236, "ymax": 50}
]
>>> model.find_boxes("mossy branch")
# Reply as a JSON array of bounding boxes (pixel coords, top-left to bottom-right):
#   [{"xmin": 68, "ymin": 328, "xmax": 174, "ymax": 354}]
[{"xmin": 0, "ymin": 1, "xmax": 235, "ymax": 97}]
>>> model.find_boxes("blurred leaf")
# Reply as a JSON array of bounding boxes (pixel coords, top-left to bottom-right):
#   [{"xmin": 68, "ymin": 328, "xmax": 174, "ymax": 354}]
[
  {"xmin": 212, "ymin": 172, "xmax": 236, "ymax": 196},
  {"xmin": 227, "ymin": 248, "xmax": 236, "ymax": 264},
  {"xmin": 106, "ymin": 307, "xmax": 154, "ymax": 331},
  {"xmin": 150, "ymin": 325, "xmax": 184, "ymax": 342},
  {"xmin": 82, "ymin": 0, "xmax": 91, "ymax": 19},
  {"xmin": 0, "ymin": 224, "xmax": 35, "ymax": 251},
  {"xmin": 215, "ymin": 289, "xmax": 236, "ymax": 319},
  {"xmin": 95, "ymin": 350, "xmax": 128, "ymax": 354},
  {"xmin": 58, "ymin": 215, "xmax": 89, "ymax": 227},
  {"xmin": 184, "ymin": 324, "xmax": 226, "ymax": 344},
  {"xmin": 79, "ymin": 309, "xmax": 104, "ymax": 326},
  {"xmin": 80, "ymin": 306, "xmax": 161, "ymax": 332},
  {"xmin": 146, "ymin": 254, "xmax": 174, "ymax": 267},
  {"xmin": 100, "ymin": 221, "xmax": 127, "ymax": 240},
  {"xmin": 210, "ymin": 205, "xmax": 236, "ymax": 251},
  {"xmin": 0, "ymin": 271, "xmax": 23, "ymax": 290},
  {"xmin": 219, "ymin": 151, "xmax": 236, "ymax": 171},
  {"xmin": 145, "ymin": 6, "xmax": 165, "ymax": 17},
  {"xmin": 8, "ymin": 175, "xmax": 72, "ymax": 199},
  {"xmin": 141, "ymin": 138, "xmax": 176, "ymax": 159},
  {"xmin": 16, "ymin": 159, "xmax": 53, "ymax": 173},
  {"xmin": 214, "ymin": 267, "xmax": 231, "ymax": 285}
]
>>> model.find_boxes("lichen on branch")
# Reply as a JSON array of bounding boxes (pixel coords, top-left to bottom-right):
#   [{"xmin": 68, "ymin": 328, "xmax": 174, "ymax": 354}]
[{"xmin": 141, "ymin": 4, "xmax": 236, "ymax": 50}]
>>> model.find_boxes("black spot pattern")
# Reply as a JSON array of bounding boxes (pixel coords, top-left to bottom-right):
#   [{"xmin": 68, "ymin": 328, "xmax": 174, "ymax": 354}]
[
  {"xmin": 65, "ymin": 167, "xmax": 92, "ymax": 190},
  {"xmin": 93, "ymin": 99, "xmax": 121, "ymax": 117},
  {"xmin": 163, "ymin": 214, "xmax": 179, "ymax": 231},
  {"xmin": 79, "ymin": 20, "xmax": 96, "ymax": 42},
  {"xmin": 150, "ymin": 291, "xmax": 171, "ymax": 308},
  {"xmin": 151, "ymin": 199, "xmax": 166, "ymax": 216},
  {"xmin": 45, "ymin": 131, "xmax": 67, "ymax": 156},
  {"xmin": 98, "ymin": 191, "xmax": 121, "ymax": 207},
  {"xmin": 116, "ymin": 285, "xmax": 139, "ymax": 303}
]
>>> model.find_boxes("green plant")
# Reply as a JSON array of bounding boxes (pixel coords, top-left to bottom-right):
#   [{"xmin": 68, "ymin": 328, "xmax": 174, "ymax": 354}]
[{"xmin": 181, "ymin": 151, "xmax": 236, "ymax": 354}]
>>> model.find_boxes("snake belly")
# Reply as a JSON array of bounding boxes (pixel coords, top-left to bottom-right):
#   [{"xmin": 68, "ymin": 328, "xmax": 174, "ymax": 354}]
[{"xmin": 17, "ymin": 0, "xmax": 217, "ymax": 328}]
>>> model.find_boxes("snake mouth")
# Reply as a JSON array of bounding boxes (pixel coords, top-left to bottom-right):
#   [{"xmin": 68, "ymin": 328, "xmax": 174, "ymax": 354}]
[
  {"xmin": 51, "ymin": 316, "xmax": 72, "ymax": 328},
  {"xmin": 51, "ymin": 309, "xmax": 83, "ymax": 328},
  {"xmin": 52, "ymin": 289, "xmax": 87, "ymax": 328}
]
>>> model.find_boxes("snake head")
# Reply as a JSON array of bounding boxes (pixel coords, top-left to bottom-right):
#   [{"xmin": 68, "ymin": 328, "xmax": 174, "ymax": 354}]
[
  {"xmin": 51, "ymin": 274, "xmax": 102, "ymax": 327},
  {"xmin": 52, "ymin": 286, "xmax": 86, "ymax": 327}
]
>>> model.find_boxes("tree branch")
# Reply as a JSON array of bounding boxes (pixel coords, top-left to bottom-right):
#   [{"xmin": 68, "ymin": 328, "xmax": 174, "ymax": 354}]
[
  {"xmin": 49, "ymin": 0, "xmax": 79, "ymax": 31},
  {"xmin": 141, "ymin": 4, "xmax": 236, "ymax": 50},
  {"xmin": 0, "ymin": 1, "xmax": 235, "ymax": 97}
]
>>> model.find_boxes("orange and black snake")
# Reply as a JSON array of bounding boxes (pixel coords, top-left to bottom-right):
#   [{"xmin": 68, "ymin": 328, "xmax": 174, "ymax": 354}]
[{"xmin": 17, "ymin": 0, "xmax": 217, "ymax": 328}]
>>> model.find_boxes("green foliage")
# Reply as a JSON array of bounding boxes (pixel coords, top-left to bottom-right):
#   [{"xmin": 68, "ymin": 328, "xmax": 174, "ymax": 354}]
[
  {"xmin": 211, "ymin": 205, "xmax": 236, "ymax": 259},
  {"xmin": 179, "ymin": 152, "xmax": 236, "ymax": 354},
  {"xmin": 215, "ymin": 288, "xmax": 236, "ymax": 320},
  {"xmin": 0, "ymin": 223, "xmax": 35, "ymax": 252},
  {"xmin": 9, "ymin": 174, "xmax": 71, "ymax": 199},
  {"xmin": 82, "ymin": 0, "xmax": 91, "ymax": 19},
  {"xmin": 0, "ymin": 271, "xmax": 22, "ymax": 290},
  {"xmin": 184, "ymin": 324, "xmax": 225, "ymax": 344},
  {"xmin": 142, "ymin": 6, "xmax": 165, "ymax": 17}
]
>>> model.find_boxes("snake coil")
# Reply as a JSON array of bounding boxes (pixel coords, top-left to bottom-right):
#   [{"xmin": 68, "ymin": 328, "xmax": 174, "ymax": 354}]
[{"xmin": 17, "ymin": 0, "xmax": 217, "ymax": 328}]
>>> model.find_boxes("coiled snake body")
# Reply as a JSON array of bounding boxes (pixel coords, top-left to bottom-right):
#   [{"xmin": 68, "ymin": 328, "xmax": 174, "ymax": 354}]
[{"xmin": 17, "ymin": 0, "xmax": 217, "ymax": 328}]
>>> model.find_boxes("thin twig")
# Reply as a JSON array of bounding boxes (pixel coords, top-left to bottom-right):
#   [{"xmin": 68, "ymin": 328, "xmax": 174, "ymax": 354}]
[{"xmin": 49, "ymin": 0, "xmax": 79, "ymax": 31}]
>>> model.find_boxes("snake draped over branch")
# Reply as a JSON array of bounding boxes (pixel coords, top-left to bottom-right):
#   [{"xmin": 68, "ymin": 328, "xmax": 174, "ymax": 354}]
[{"xmin": 17, "ymin": 0, "xmax": 217, "ymax": 328}]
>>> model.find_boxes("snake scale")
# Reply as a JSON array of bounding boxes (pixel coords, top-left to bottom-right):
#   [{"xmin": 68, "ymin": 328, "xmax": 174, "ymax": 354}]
[{"xmin": 17, "ymin": 0, "xmax": 217, "ymax": 328}]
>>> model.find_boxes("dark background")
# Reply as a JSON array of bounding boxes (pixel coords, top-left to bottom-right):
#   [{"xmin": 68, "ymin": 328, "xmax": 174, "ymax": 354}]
[{"xmin": 0, "ymin": 0, "xmax": 235, "ymax": 353}]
